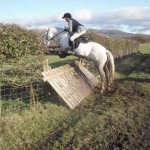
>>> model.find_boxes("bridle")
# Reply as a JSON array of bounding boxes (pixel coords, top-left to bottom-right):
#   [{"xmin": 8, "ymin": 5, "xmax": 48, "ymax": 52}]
[{"xmin": 47, "ymin": 30, "xmax": 68, "ymax": 42}]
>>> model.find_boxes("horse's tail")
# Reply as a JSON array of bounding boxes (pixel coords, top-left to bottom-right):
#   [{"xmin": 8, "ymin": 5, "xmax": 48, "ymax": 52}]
[{"xmin": 106, "ymin": 50, "xmax": 115, "ymax": 83}]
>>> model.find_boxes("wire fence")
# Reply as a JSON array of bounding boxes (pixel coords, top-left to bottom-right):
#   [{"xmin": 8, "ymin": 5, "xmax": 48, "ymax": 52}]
[{"xmin": 0, "ymin": 82, "xmax": 46, "ymax": 116}]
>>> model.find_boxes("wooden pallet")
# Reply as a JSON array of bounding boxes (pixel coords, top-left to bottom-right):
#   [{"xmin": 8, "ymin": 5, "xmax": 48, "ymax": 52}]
[{"xmin": 42, "ymin": 61, "xmax": 99, "ymax": 109}]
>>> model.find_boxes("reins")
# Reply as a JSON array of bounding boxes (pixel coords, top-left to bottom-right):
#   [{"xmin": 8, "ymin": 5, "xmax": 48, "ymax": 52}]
[{"xmin": 48, "ymin": 30, "xmax": 67, "ymax": 41}]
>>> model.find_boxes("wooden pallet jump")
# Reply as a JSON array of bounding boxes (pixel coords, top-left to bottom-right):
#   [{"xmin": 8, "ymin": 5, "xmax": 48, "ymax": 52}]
[{"xmin": 42, "ymin": 61, "xmax": 99, "ymax": 109}]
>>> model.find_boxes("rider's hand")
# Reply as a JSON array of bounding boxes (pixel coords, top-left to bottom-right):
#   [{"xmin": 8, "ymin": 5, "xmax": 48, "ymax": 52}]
[{"xmin": 64, "ymin": 28, "xmax": 68, "ymax": 31}]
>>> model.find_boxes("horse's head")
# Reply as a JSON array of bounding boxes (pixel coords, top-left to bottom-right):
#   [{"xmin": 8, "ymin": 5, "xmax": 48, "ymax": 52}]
[
  {"xmin": 45, "ymin": 27, "xmax": 57, "ymax": 47},
  {"xmin": 44, "ymin": 27, "xmax": 70, "ymax": 49}
]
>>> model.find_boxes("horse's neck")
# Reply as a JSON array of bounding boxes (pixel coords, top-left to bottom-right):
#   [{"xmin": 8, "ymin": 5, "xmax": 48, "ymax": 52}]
[
  {"xmin": 54, "ymin": 28, "xmax": 70, "ymax": 49},
  {"xmin": 59, "ymin": 35, "xmax": 70, "ymax": 49}
]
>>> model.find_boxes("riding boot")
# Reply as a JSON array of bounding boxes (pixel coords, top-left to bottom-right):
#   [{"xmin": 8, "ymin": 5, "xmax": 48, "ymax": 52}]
[
  {"xmin": 68, "ymin": 40, "xmax": 75, "ymax": 55},
  {"xmin": 70, "ymin": 40, "xmax": 75, "ymax": 51}
]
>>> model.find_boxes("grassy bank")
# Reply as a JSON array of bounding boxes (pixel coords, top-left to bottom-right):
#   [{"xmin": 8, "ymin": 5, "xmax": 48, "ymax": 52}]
[{"xmin": 0, "ymin": 45, "xmax": 150, "ymax": 149}]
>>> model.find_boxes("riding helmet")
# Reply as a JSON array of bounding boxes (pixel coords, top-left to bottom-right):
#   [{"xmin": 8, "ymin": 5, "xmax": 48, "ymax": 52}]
[{"xmin": 62, "ymin": 13, "xmax": 72, "ymax": 18}]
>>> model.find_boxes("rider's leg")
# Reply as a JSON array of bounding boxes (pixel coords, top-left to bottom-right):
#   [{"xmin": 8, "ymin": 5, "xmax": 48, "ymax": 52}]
[
  {"xmin": 70, "ymin": 30, "xmax": 86, "ymax": 50},
  {"xmin": 70, "ymin": 33, "xmax": 76, "ymax": 50},
  {"xmin": 69, "ymin": 38, "xmax": 75, "ymax": 50},
  {"xmin": 70, "ymin": 30, "xmax": 86, "ymax": 41}
]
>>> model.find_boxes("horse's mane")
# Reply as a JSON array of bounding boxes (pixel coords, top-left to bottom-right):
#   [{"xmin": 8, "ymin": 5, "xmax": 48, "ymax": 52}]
[{"xmin": 46, "ymin": 27, "xmax": 64, "ymax": 33}]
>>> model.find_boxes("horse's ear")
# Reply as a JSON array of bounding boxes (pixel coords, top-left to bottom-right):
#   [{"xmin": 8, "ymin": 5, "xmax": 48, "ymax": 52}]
[
  {"xmin": 50, "ymin": 27, "xmax": 57, "ymax": 33},
  {"xmin": 45, "ymin": 28, "xmax": 49, "ymax": 31}
]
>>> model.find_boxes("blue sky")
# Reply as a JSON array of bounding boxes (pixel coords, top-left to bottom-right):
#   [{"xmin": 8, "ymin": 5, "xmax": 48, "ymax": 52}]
[{"xmin": 1, "ymin": 0, "xmax": 150, "ymax": 33}]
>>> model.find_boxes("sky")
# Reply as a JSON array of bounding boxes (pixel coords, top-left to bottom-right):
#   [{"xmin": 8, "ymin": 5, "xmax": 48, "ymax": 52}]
[{"xmin": 0, "ymin": 0, "xmax": 150, "ymax": 34}]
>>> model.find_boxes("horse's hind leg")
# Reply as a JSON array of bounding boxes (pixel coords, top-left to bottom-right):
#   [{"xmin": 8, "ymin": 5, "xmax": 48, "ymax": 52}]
[
  {"xmin": 104, "ymin": 62, "xmax": 110, "ymax": 90},
  {"xmin": 97, "ymin": 65, "xmax": 106, "ymax": 94}
]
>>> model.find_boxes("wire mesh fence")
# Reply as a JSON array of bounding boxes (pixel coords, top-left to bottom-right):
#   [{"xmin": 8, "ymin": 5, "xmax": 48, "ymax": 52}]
[{"xmin": 0, "ymin": 82, "xmax": 46, "ymax": 116}]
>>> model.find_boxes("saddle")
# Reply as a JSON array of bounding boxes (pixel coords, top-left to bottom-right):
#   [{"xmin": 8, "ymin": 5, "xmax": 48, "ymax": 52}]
[{"xmin": 69, "ymin": 35, "xmax": 91, "ymax": 49}]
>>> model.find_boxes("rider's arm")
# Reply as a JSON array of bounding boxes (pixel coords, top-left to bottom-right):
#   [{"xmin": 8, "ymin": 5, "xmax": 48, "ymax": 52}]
[{"xmin": 68, "ymin": 19, "xmax": 73, "ymax": 32}]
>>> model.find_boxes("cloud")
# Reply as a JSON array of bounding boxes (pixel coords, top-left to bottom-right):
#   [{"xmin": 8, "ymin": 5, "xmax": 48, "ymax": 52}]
[
  {"xmin": 89, "ymin": 6, "xmax": 150, "ymax": 33},
  {"xmin": 4, "ymin": 7, "xmax": 150, "ymax": 34},
  {"xmin": 73, "ymin": 9, "xmax": 94, "ymax": 21},
  {"xmin": 8, "ymin": 15, "xmax": 58, "ymax": 27}
]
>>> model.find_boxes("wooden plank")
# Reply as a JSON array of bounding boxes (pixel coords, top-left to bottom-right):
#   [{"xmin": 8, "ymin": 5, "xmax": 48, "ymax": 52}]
[
  {"xmin": 50, "ymin": 67, "xmax": 78, "ymax": 109},
  {"xmin": 75, "ymin": 61, "xmax": 98, "ymax": 87},
  {"xmin": 42, "ymin": 61, "xmax": 99, "ymax": 109}
]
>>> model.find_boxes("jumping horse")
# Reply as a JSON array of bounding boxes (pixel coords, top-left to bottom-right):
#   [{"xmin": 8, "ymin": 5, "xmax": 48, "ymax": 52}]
[{"xmin": 45, "ymin": 27, "xmax": 115, "ymax": 93}]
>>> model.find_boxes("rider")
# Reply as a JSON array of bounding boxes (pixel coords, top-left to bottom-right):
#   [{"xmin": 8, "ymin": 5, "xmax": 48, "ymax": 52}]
[{"xmin": 62, "ymin": 13, "xmax": 86, "ymax": 50}]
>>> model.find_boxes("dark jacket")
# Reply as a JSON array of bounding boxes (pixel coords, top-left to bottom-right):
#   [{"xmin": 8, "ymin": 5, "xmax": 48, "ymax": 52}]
[{"xmin": 68, "ymin": 18, "xmax": 83, "ymax": 33}]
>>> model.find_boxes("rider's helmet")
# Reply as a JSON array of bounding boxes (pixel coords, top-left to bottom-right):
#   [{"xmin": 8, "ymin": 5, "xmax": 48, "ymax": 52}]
[{"xmin": 62, "ymin": 13, "xmax": 72, "ymax": 19}]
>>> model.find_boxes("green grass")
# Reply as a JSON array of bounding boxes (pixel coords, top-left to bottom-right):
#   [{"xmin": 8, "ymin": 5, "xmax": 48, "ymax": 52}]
[
  {"xmin": 46, "ymin": 55, "xmax": 78, "ymax": 68},
  {"xmin": 139, "ymin": 43, "xmax": 150, "ymax": 54},
  {"xmin": 0, "ymin": 102, "xmax": 70, "ymax": 150}
]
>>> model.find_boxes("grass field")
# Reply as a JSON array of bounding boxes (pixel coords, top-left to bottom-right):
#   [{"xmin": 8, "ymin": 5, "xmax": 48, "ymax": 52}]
[
  {"xmin": 139, "ymin": 43, "xmax": 150, "ymax": 54},
  {"xmin": 0, "ymin": 44, "xmax": 150, "ymax": 150}
]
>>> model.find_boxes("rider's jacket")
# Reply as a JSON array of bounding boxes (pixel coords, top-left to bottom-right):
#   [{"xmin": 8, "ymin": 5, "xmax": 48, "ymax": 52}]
[{"xmin": 68, "ymin": 18, "xmax": 84, "ymax": 33}]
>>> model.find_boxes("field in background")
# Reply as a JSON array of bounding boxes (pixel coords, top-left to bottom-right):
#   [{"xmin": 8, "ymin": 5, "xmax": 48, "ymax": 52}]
[
  {"xmin": 139, "ymin": 43, "xmax": 150, "ymax": 54},
  {"xmin": 0, "ymin": 44, "xmax": 150, "ymax": 150}
]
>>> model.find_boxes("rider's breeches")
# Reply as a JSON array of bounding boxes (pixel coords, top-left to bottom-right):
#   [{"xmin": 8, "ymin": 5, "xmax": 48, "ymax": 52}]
[{"xmin": 70, "ymin": 30, "xmax": 86, "ymax": 41}]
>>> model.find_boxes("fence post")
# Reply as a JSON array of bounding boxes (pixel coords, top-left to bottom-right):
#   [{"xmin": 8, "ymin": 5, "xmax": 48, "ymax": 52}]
[
  {"xmin": 0, "ymin": 85, "xmax": 1, "ymax": 116},
  {"xmin": 30, "ymin": 80, "xmax": 36, "ymax": 105}
]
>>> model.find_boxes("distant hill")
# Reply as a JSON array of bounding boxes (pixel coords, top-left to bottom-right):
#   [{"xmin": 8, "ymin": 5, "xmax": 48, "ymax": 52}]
[
  {"xmin": 88, "ymin": 29, "xmax": 150, "ymax": 43},
  {"xmin": 89, "ymin": 29, "xmax": 135, "ymax": 38},
  {"xmin": 35, "ymin": 27, "xmax": 150, "ymax": 44}
]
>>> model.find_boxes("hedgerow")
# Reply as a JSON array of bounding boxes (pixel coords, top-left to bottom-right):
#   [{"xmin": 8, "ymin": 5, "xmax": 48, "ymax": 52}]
[{"xmin": 0, "ymin": 23, "xmax": 45, "ymax": 60}]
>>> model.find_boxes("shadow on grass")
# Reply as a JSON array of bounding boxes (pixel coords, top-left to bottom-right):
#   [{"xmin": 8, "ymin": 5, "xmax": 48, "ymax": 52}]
[
  {"xmin": 115, "ymin": 53, "xmax": 150, "ymax": 75},
  {"xmin": 115, "ymin": 77, "xmax": 150, "ymax": 83}
]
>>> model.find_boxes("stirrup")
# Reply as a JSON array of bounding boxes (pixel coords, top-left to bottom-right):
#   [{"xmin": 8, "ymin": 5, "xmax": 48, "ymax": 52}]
[{"xmin": 70, "ymin": 40, "xmax": 75, "ymax": 50}]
